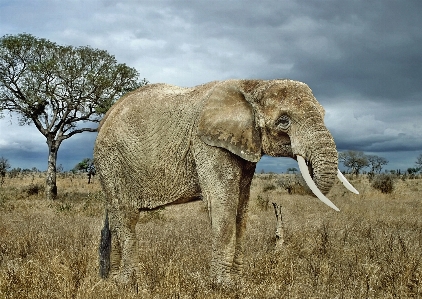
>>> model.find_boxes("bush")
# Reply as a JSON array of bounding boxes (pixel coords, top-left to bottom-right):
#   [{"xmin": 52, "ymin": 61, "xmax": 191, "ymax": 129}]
[
  {"xmin": 24, "ymin": 183, "xmax": 45, "ymax": 196},
  {"xmin": 262, "ymin": 184, "xmax": 276, "ymax": 192},
  {"xmin": 277, "ymin": 174, "xmax": 311, "ymax": 195},
  {"xmin": 371, "ymin": 174, "xmax": 396, "ymax": 194}
]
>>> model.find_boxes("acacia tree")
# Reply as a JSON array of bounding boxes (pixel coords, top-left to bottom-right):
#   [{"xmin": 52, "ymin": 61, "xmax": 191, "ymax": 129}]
[
  {"xmin": 338, "ymin": 150, "xmax": 369, "ymax": 176},
  {"xmin": 73, "ymin": 158, "xmax": 96, "ymax": 184},
  {"xmin": 367, "ymin": 154, "xmax": 388, "ymax": 174},
  {"xmin": 0, "ymin": 156, "xmax": 11, "ymax": 186},
  {"xmin": 287, "ymin": 167, "xmax": 298, "ymax": 174},
  {"xmin": 416, "ymin": 153, "xmax": 422, "ymax": 173},
  {"xmin": 0, "ymin": 33, "xmax": 145, "ymax": 200},
  {"xmin": 73, "ymin": 158, "xmax": 94, "ymax": 173}
]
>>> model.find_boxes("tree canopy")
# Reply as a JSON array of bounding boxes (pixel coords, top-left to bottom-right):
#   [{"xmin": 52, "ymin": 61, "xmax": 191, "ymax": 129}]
[
  {"xmin": 339, "ymin": 150, "xmax": 370, "ymax": 176},
  {"xmin": 0, "ymin": 156, "xmax": 11, "ymax": 186},
  {"xmin": 339, "ymin": 151, "xmax": 390, "ymax": 176},
  {"xmin": 367, "ymin": 155, "xmax": 389, "ymax": 174},
  {"xmin": 0, "ymin": 33, "xmax": 146, "ymax": 199},
  {"xmin": 287, "ymin": 167, "xmax": 298, "ymax": 174},
  {"xmin": 0, "ymin": 33, "xmax": 142, "ymax": 136},
  {"xmin": 73, "ymin": 158, "xmax": 95, "ymax": 173},
  {"xmin": 416, "ymin": 153, "xmax": 422, "ymax": 172}
]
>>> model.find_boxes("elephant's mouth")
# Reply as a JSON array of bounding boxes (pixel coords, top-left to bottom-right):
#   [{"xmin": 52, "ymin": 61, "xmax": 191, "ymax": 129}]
[{"xmin": 295, "ymin": 155, "xmax": 359, "ymax": 212}]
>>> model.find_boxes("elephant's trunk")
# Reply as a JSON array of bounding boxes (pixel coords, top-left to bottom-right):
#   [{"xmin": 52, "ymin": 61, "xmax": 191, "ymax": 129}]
[
  {"xmin": 292, "ymin": 126, "xmax": 340, "ymax": 210},
  {"xmin": 306, "ymin": 137, "xmax": 338, "ymax": 195}
]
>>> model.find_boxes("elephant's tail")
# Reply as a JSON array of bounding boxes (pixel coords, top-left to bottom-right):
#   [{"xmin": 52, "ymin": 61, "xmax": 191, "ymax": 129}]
[{"xmin": 99, "ymin": 209, "xmax": 111, "ymax": 279}]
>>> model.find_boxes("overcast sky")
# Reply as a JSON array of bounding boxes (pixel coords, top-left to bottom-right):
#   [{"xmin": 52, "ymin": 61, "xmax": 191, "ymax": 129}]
[{"xmin": 1, "ymin": 0, "xmax": 421, "ymax": 173}]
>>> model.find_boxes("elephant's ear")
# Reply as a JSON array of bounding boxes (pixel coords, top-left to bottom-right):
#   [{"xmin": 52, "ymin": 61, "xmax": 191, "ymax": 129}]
[{"xmin": 198, "ymin": 84, "xmax": 262, "ymax": 162}]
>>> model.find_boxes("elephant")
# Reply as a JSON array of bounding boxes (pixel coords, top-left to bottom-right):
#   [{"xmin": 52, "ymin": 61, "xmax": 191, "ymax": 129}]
[{"xmin": 94, "ymin": 79, "xmax": 358, "ymax": 284}]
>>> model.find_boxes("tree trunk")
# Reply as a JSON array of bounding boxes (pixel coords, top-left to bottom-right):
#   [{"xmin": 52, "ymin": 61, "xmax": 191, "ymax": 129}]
[{"xmin": 46, "ymin": 139, "xmax": 59, "ymax": 200}]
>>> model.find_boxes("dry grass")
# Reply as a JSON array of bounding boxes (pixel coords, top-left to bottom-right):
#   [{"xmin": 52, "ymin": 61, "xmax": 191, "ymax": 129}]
[{"xmin": 0, "ymin": 173, "xmax": 421, "ymax": 298}]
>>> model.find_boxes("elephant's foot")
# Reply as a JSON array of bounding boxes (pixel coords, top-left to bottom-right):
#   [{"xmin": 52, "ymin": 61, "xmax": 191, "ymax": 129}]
[
  {"xmin": 210, "ymin": 261, "xmax": 236, "ymax": 287},
  {"xmin": 111, "ymin": 268, "xmax": 139, "ymax": 292},
  {"xmin": 231, "ymin": 257, "xmax": 244, "ymax": 276}
]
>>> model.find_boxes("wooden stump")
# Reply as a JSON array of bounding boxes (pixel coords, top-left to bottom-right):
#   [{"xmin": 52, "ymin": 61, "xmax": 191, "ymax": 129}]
[{"xmin": 272, "ymin": 202, "xmax": 284, "ymax": 249}]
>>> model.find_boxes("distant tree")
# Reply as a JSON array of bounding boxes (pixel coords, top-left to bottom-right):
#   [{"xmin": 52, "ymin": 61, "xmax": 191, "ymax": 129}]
[
  {"xmin": 367, "ymin": 155, "xmax": 388, "ymax": 174},
  {"xmin": 0, "ymin": 156, "xmax": 11, "ymax": 186},
  {"xmin": 0, "ymin": 33, "xmax": 146, "ymax": 199},
  {"xmin": 287, "ymin": 167, "xmax": 298, "ymax": 174},
  {"xmin": 338, "ymin": 150, "xmax": 369, "ymax": 176},
  {"xmin": 407, "ymin": 168, "xmax": 419, "ymax": 175},
  {"xmin": 74, "ymin": 158, "xmax": 92, "ymax": 172},
  {"xmin": 416, "ymin": 153, "xmax": 422, "ymax": 173},
  {"xmin": 73, "ymin": 158, "xmax": 96, "ymax": 184}
]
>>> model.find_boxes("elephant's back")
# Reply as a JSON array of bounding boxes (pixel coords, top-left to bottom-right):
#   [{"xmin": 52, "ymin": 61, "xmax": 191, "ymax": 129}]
[
  {"xmin": 96, "ymin": 81, "xmax": 218, "ymax": 146},
  {"xmin": 99, "ymin": 84, "xmax": 190, "ymax": 128},
  {"xmin": 95, "ymin": 83, "xmax": 196, "ymax": 160}
]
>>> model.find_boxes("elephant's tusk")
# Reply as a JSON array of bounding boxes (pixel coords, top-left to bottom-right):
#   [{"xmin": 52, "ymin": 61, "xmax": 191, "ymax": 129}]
[
  {"xmin": 297, "ymin": 155, "xmax": 340, "ymax": 212},
  {"xmin": 337, "ymin": 169, "xmax": 359, "ymax": 194}
]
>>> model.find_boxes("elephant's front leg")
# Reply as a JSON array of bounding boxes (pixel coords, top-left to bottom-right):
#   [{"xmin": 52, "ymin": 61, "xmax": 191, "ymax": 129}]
[
  {"xmin": 208, "ymin": 193, "xmax": 239, "ymax": 283},
  {"xmin": 194, "ymin": 146, "xmax": 249, "ymax": 283}
]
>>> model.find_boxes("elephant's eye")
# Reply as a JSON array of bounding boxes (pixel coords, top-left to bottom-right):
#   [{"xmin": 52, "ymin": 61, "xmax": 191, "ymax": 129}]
[{"xmin": 276, "ymin": 115, "xmax": 291, "ymax": 130}]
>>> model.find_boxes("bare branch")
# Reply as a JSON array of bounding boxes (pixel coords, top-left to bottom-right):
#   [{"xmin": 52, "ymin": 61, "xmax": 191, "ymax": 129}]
[{"xmin": 59, "ymin": 127, "xmax": 98, "ymax": 141}]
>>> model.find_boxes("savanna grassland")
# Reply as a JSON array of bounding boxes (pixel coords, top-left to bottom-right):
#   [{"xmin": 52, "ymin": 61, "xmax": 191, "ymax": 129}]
[{"xmin": 0, "ymin": 172, "xmax": 421, "ymax": 298}]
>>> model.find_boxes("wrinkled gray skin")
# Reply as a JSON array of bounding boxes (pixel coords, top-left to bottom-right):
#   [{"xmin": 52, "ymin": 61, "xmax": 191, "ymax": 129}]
[{"xmin": 94, "ymin": 79, "xmax": 338, "ymax": 284}]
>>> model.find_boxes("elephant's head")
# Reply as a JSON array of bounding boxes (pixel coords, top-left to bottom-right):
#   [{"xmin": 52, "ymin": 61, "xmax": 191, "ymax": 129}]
[{"xmin": 198, "ymin": 79, "xmax": 358, "ymax": 211}]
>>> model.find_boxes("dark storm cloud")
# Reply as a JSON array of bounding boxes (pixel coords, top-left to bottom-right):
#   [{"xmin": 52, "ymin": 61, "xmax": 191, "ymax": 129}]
[
  {"xmin": 152, "ymin": 0, "xmax": 422, "ymax": 111},
  {"xmin": 164, "ymin": 0, "xmax": 422, "ymax": 167}
]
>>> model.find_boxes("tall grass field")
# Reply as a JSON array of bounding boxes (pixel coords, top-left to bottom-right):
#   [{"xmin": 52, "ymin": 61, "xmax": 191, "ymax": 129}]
[{"xmin": 0, "ymin": 173, "xmax": 421, "ymax": 298}]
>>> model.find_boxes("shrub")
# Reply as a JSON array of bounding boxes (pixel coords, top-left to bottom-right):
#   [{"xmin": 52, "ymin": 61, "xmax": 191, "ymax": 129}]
[
  {"xmin": 371, "ymin": 174, "xmax": 396, "ymax": 194},
  {"xmin": 24, "ymin": 183, "xmax": 45, "ymax": 196},
  {"xmin": 262, "ymin": 184, "xmax": 276, "ymax": 192},
  {"xmin": 277, "ymin": 174, "xmax": 310, "ymax": 195}
]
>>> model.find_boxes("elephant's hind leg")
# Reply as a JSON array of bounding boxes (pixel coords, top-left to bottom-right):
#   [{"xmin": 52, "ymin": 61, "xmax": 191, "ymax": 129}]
[
  {"xmin": 109, "ymin": 228, "xmax": 121, "ymax": 275},
  {"xmin": 108, "ymin": 207, "xmax": 140, "ymax": 284}
]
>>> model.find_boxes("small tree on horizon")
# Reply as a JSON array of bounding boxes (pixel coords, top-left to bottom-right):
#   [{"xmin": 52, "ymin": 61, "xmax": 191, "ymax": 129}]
[
  {"xmin": 416, "ymin": 153, "xmax": 422, "ymax": 173},
  {"xmin": 338, "ymin": 150, "xmax": 369, "ymax": 176},
  {"xmin": 73, "ymin": 158, "xmax": 96, "ymax": 184},
  {"xmin": 367, "ymin": 154, "xmax": 388, "ymax": 174},
  {"xmin": 287, "ymin": 167, "xmax": 298, "ymax": 174},
  {"xmin": 0, "ymin": 33, "xmax": 145, "ymax": 199},
  {"xmin": 407, "ymin": 168, "xmax": 419, "ymax": 176},
  {"xmin": 0, "ymin": 156, "xmax": 11, "ymax": 186}
]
